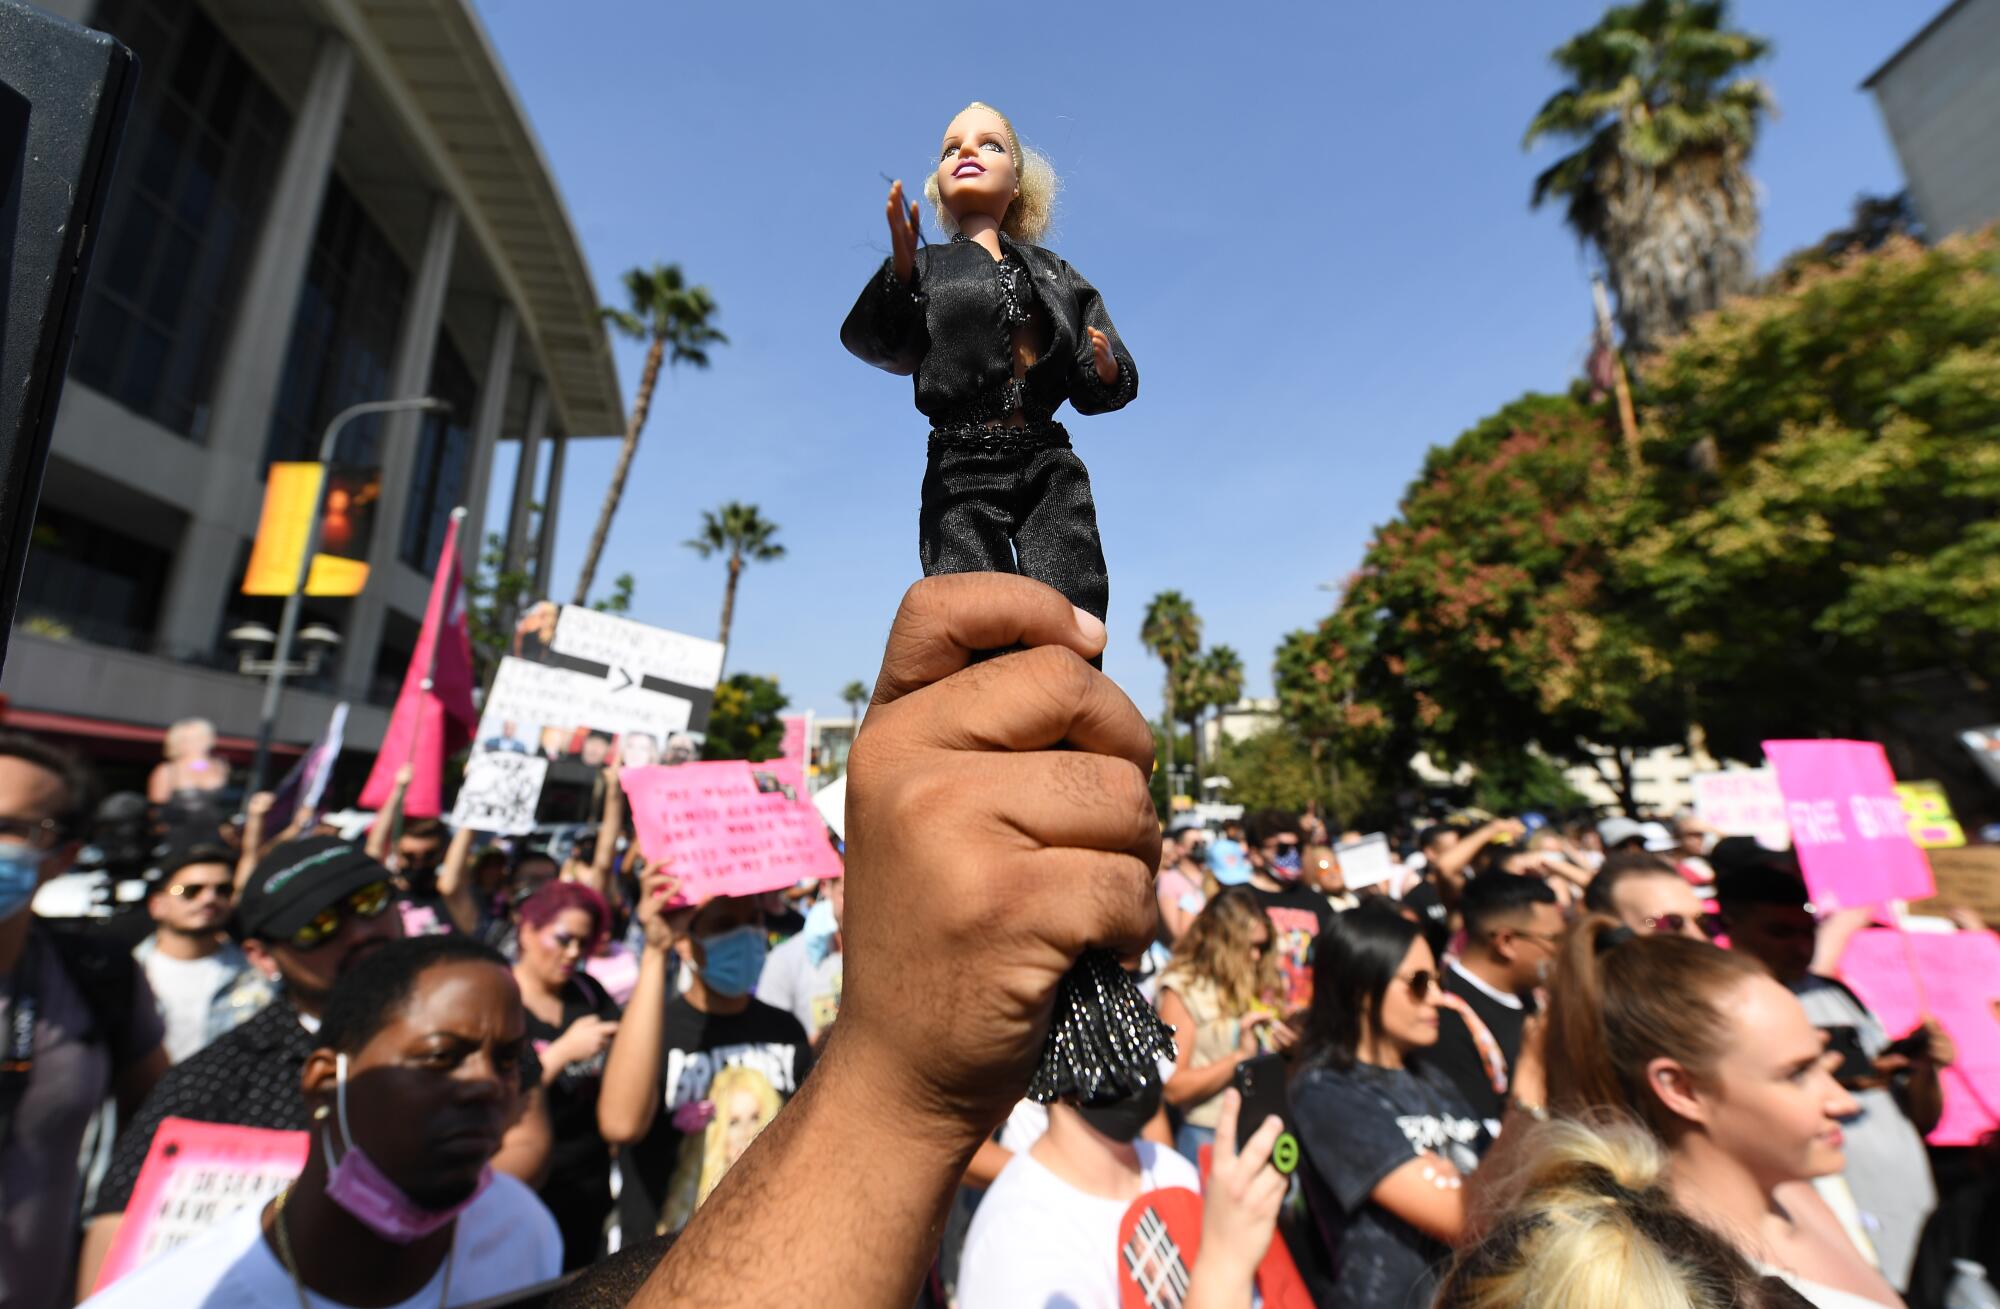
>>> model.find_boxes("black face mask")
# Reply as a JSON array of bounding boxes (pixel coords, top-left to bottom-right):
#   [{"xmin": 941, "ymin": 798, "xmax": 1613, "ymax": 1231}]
[{"xmin": 1075, "ymin": 1076, "xmax": 1164, "ymax": 1144}]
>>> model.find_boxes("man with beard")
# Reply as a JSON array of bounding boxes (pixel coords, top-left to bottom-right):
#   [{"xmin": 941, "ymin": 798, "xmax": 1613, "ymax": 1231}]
[
  {"xmin": 76, "ymin": 837, "xmax": 552, "ymax": 1293},
  {"xmin": 133, "ymin": 846, "xmax": 271, "ymax": 1062}
]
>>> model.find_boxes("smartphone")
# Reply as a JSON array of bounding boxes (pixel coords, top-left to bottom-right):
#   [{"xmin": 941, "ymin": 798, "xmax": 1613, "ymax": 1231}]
[{"xmin": 1232, "ymin": 1054, "xmax": 1299, "ymax": 1174}]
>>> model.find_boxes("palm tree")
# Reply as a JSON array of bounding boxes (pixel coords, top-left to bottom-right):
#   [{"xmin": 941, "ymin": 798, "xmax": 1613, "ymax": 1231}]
[
  {"xmin": 684, "ymin": 502, "xmax": 784, "ymax": 674},
  {"xmin": 1179, "ymin": 645, "xmax": 1245, "ymax": 802},
  {"xmin": 840, "ymin": 680, "xmax": 868, "ymax": 729},
  {"xmin": 1140, "ymin": 591, "xmax": 1202, "ymax": 787},
  {"xmin": 573, "ymin": 264, "xmax": 726, "ymax": 605},
  {"xmin": 1524, "ymin": 0, "xmax": 1773, "ymax": 354}
]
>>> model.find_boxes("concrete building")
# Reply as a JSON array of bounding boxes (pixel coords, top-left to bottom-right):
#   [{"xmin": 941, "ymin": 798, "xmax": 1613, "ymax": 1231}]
[
  {"xmin": 2, "ymin": 0, "xmax": 620, "ymax": 781},
  {"xmin": 1866, "ymin": 0, "xmax": 2000, "ymax": 237}
]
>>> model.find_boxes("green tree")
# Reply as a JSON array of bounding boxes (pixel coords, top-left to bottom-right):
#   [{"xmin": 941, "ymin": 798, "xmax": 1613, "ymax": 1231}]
[
  {"xmin": 574, "ymin": 264, "xmax": 726, "ymax": 605},
  {"xmin": 840, "ymin": 679, "xmax": 869, "ymax": 728},
  {"xmin": 1620, "ymin": 230, "xmax": 2000, "ymax": 759},
  {"xmin": 1213, "ymin": 725, "xmax": 1392, "ymax": 830},
  {"xmin": 1526, "ymin": 0, "xmax": 1773, "ymax": 353},
  {"xmin": 1176, "ymin": 645, "xmax": 1244, "ymax": 799},
  {"xmin": 465, "ymin": 529, "xmax": 537, "ymax": 691},
  {"xmin": 701, "ymin": 672, "xmax": 790, "ymax": 762},
  {"xmin": 1140, "ymin": 591, "xmax": 1202, "ymax": 788},
  {"xmin": 684, "ymin": 502, "xmax": 785, "ymax": 673}
]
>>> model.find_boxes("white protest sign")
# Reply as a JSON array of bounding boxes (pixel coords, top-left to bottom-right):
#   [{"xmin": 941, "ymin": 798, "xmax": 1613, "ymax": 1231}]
[
  {"xmin": 451, "ymin": 752, "xmax": 548, "ymax": 835},
  {"xmin": 1334, "ymin": 833, "xmax": 1397, "ymax": 890},
  {"xmin": 477, "ymin": 656, "xmax": 693, "ymax": 744},
  {"xmin": 550, "ymin": 605, "xmax": 725, "ymax": 693},
  {"xmin": 1691, "ymin": 768, "xmax": 1791, "ymax": 850}
]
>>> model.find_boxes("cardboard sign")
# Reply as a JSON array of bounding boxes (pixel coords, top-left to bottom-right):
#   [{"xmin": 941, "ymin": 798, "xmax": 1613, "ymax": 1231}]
[
  {"xmin": 1691, "ymin": 768, "xmax": 1792, "ymax": 850},
  {"xmin": 1896, "ymin": 781, "xmax": 1966, "ymax": 849},
  {"xmin": 622, "ymin": 761, "xmax": 843, "ymax": 900},
  {"xmin": 451, "ymin": 752, "xmax": 548, "ymax": 835},
  {"xmin": 95, "ymin": 1118, "xmax": 308, "ymax": 1289},
  {"xmin": 1333, "ymin": 833, "xmax": 1396, "ymax": 891},
  {"xmin": 1761, "ymin": 741, "xmax": 1936, "ymax": 909},
  {"xmin": 1838, "ymin": 929, "xmax": 2000, "ymax": 1146}
]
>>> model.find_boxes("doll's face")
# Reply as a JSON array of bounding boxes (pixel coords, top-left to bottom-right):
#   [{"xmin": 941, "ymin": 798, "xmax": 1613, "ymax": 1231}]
[{"xmin": 935, "ymin": 105, "xmax": 1018, "ymax": 226}]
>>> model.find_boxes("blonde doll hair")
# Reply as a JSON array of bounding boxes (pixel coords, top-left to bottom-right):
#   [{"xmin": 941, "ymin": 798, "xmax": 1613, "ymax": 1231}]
[
  {"xmin": 923, "ymin": 101, "xmax": 1058, "ymax": 243},
  {"xmin": 164, "ymin": 717, "xmax": 215, "ymax": 761},
  {"xmin": 694, "ymin": 1065, "xmax": 784, "ymax": 1208},
  {"xmin": 1436, "ymin": 1116, "xmax": 1798, "ymax": 1309}
]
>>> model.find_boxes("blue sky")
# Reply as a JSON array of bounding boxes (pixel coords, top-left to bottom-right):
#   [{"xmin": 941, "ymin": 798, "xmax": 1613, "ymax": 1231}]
[{"xmin": 473, "ymin": 1, "xmax": 1923, "ymax": 723}]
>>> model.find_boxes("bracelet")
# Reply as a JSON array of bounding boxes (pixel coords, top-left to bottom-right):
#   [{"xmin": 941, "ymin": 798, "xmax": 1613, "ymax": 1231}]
[{"xmin": 1508, "ymin": 1097, "xmax": 1550, "ymax": 1122}]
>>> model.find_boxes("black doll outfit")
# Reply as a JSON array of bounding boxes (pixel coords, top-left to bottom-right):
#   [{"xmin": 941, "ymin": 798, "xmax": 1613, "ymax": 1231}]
[{"xmin": 841, "ymin": 232, "xmax": 1137, "ymax": 621}]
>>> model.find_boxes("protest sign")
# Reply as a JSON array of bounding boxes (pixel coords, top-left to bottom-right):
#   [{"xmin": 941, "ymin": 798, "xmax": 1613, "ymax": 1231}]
[
  {"xmin": 95, "ymin": 1118, "xmax": 308, "ymax": 1289},
  {"xmin": 622, "ymin": 760, "xmax": 843, "ymax": 899},
  {"xmin": 779, "ymin": 713, "xmax": 810, "ymax": 776},
  {"xmin": 813, "ymin": 774, "xmax": 847, "ymax": 843},
  {"xmin": 266, "ymin": 701, "xmax": 346, "ymax": 832},
  {"xmin": 1691, "ymin": 768, "xmax": 1791, "ymax": 850},
  {"xmin": 1895, "ymin": 780, "xmax": 1965, "ymax": 849},
  {"xmin": 1761, "ymin": 740, "xmax": 1936, "ymax": 909},
  {"xmin": 1838, "ymin": 929, "xmax": 2000, "ymax": 1146},
  {"xmin": 1333, "ymin": 833, "xmax": 1396, "ymax": 891},
  {"xmin": 451, "ymin": 751, "xmax": 549, "ymax": 835}
]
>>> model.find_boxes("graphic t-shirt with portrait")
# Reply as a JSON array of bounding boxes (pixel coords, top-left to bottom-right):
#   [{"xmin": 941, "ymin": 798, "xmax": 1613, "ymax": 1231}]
[
  {"xmin": 1247, "ymin": 883, "xmax": 1334, "ymax": 1014},
  {"xmin": 620, "ymin": 994, "xmax": 813, "ymax": 1237},
  {"xmin": 1292, "ymin": 1060, "xmax": 1489, "ymax": 1309}
]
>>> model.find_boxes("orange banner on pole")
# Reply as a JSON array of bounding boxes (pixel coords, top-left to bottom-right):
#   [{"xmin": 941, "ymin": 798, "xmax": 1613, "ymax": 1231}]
[{"xmin": 241, "ymin": 462, "xmax": 372, "ymax": 596}]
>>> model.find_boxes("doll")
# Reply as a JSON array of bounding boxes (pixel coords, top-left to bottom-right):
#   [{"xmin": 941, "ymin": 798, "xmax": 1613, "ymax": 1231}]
[
  {"xmin": 840, "ymin": 101, "xmax": 1137, "ymax": 625},
  {"xmin": 843, "ymin": 103, "xmax": 1171, "ymax": 1106}
]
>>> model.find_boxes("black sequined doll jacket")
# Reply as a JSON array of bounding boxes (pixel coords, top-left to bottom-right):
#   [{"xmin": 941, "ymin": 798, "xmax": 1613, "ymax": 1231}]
[{"xmin": 840, "ymin": 232, "xmax": 1138, "ymax": 428}]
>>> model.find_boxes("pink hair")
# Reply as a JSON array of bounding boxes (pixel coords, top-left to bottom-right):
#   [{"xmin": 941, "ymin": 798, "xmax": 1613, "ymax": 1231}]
[{"xmin": 518, "ymin": 881, "xmax": 609, "ymax": 949}]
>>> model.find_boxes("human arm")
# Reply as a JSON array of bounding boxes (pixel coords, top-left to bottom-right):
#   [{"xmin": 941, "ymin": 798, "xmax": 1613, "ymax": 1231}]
[
  {"xmin": 1184, "ymin": 1090, "xmax": 1287, "ymax": 1309},
  {"xmin": 1810, "ymin": 907, "xmax": 1877, "ymax": 977},
  {"xmin": 1884, "ymin": 1018, "xmax": 1955, "ymax": 1136},
  {"xmin": 1157, "ymin": 987, "xmax": 1258, "ymax": 1109},
  {"xmin": 962, "ymin": 1137, "xmax": 1014, "ymax": 1189},
  {"xmin": 1064, "ymin": 261, "xmax": 1137, "ymax": 415},
  {"xmin": 541, "ymin": 1015, "xmax": 620, "ymax": 1087},
  {"xmin": 433, "ymin": 826, "xmax": 480, "ymax": 936},
  {"xmin": 491, "ymin": 1085, "xmax": 553, "ymax": 1189},
  {"xmin": 579, "ymin": 768, "xmax": 622, "ymax": 899},
  {"xmin": 837, "ymin": 181, "xmax": 927, "ymax": 375},
  {"xmin": 1429, "ymin": 820, "xmax": 1524, "ymax": 902},
  {"xmin": 1158, "ymin": 876, "xmax": 1200, "ymax": 942},
  {"xmin": 237, "ymin": 792, "xmax": 276, "ymax": 890},
  {"xmin": 146, "ymin": 762, "xmax": 171, "ymax": 805},
  {"xmin": 632, "ymin": 574, "xmax": 1156, "ymax": 1307},
  {"xmin": 365, "ymin": 764, "xmax": 413, "ymax": 863},
  {"xmin": 597, "ymin": 866, "xmax": 680, "ymax": 1145}
]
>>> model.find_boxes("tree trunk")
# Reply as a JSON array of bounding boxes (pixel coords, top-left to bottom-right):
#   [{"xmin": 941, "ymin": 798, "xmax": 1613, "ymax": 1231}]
[
  {"xmin": 717, "ymin": 553, "xmax": 742, "ymax": 675},
  {"xmin": 1189, "ymin": 709, "xmax": 1206, "ymax": 803},
  {"xmin": 1598, "ymin": 149, "xmax": 1759, "ymax": 355},
  {"xmin": 1160, "ymin": 658, "xmax": 1177, "ymax": 786},
  {"xmin": 572, "ymin": 335, "xmax": 666, "ymax": 605}
]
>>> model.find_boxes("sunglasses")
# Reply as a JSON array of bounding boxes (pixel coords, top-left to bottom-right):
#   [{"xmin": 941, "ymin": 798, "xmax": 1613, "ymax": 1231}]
[
  {"xmin": 287, "ymin": 880, "xmax": 394, "ymax": 950},
  {"xmin": 1643, "ymin": 912, "xmax": 1724, "ymax": 938},
  {"xmin": 1398, "ymin": 969, "xmax": 1437, "ymax": 1000},
  {"xmin": 166, "ymin": 880, "xmax": 234, "ymax": 901}
]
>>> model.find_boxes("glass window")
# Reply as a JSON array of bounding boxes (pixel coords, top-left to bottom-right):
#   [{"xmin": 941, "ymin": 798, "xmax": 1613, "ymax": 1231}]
[
  {"xmin": 18, "ymin": 506, "xmax": 172, "ymax": 651},
  {"xmin": 71, "ymin": 0, "xmax": 290, "ymax": 440},
  {"xmin": 400, "ymin": 330, "xmax": 479, "ymax": 572},
  {"xmin": 264, "ymin": 177, "xmax": 410, "ymax": 472}
]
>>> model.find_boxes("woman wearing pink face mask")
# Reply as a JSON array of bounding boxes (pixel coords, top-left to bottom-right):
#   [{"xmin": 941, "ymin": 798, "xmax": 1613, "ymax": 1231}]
[
  {"xmin": 82, "ymin": 935, "xmax": 560, "ymax": 1308},
  {"xmin": 513, "ymin": 882, "xmax": 622, "ymax": 1270}
]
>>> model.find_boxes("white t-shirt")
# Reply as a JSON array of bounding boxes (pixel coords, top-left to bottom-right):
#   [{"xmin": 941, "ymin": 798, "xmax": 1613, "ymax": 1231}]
[
  {"xmin": 140, "ymin": 949, "xmax": 228, "ymax": 1063},
  {"xmin": 957, "ymin": 1141, "xmax": 1200, "ymax": 1309},
  {"xmin": 82, "ymin": 1172, "xmax": 562, "ymax": 1308}
]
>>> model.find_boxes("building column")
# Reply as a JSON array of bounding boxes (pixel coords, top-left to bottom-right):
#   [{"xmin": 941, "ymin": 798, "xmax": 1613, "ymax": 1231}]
[
  {"xmin": 533, "ymin": 433, "xmax": 566, "ymax": 597},
  {"xmin": 457, "ymin": 304, "xmax": 517, "ymax": 579},
  {"xmin": 157, "ymin": 33, "xmax": 353, "ymax": 659},
  {"xmin": 336, "ymin": 193, "xmax": 459, "ymax": 694},
  {"xmin": 503, "ymin": 381, "xmax": 549, "ymax": 584}
]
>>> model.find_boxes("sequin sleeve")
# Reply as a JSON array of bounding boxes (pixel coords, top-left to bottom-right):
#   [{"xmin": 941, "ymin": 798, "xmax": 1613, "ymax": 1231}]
[
  {"xmin": 1063, "ymin": 259, "xmax": 1138, "ymax": 416},
  {"xmin": 839, "ymin": 252, "xmax": 928, "ymax": 377}
]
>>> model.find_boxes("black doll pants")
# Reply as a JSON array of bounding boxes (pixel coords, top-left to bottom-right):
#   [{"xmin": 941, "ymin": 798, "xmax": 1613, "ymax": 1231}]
[{"xmin": 918, "ymin": 422, "xmax": 1109, "ymax": 622}]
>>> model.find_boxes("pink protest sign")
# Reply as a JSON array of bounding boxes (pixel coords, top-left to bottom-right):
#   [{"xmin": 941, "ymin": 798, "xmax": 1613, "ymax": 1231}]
[
  {"xmin": 95, "ymin": 1118, "xmax": 308, "ymax": 1288},
  {"xmin": 1838, "ymin": 929, "xmax": 2000, "ymax": 1146},
  {"xmin": 622, "ymin": 760, "xmax": 842, "ymax": 900},
  {"xmin": 779, "ymin": 714, "xmax": 810, "ymax": 774},
  {"xmin": 1761, "ymin": 740, "xmax": 1935, "ymax": 909}
]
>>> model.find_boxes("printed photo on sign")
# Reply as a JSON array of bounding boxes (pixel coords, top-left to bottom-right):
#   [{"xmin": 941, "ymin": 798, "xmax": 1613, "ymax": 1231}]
[
  {"xmin": 452, "ymin": 752, "xmax": 549, "ymax": 835},
  {"xmin": 662, "ymin": 1064, "xmax": 784, "ymax": 1232}
]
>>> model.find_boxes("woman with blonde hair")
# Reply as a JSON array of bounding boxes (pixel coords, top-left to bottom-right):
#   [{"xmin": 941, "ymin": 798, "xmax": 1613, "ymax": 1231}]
[
  {"xmin": 1436, "ymin": 1117, "xmax": 1814, "ymax": 1309},
  {"xmin": 1156, "ymin": 888, "xmax": 1290, "ymax": 1162},
  {"xmin": 1539, "ymin": 916, "xmax": 1901, "ymax": 1309},
  {"xmin": 151, "ymin": 716, "xmax": 231, "ymax": 844}
]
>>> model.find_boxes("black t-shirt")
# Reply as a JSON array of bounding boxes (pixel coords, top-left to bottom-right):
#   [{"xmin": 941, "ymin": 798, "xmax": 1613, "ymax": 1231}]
[
  {"xmin": 1428, "ymin": 964, "xmax": 1532, "ymax": 1134},
  {"xmin": 525, "ymin": 974, "xmax": 623, "ymax": 1184},
  {"xmin": 620, "ymin": 996, "xmax": 813, "ymax": 1237},
  {"xmin": 1247, "ymin": 882, "xmax": 1335, "ymax": 1014},
  {"xmin": 1292, "ymin": 1060, "xmax": 1489, "ymax": 1309}
]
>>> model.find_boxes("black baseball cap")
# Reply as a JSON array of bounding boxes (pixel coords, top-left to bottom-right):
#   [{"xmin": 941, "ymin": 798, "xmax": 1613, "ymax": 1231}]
[
  {"xmin": 155, "ymin": 844, "xmax": 236, "ymax": 883},
  {"xmin": 235, "ymin": 836, "xmax": 393, "ymax": 940}
]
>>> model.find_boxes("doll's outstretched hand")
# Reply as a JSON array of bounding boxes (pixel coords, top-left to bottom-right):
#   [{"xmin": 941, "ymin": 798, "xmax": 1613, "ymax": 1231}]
[
  {"xmin": 886, "ymin": 180, "xmax": 921, "ymax": 285},
  {"xmin": 1087, "ymin": 328, "xmax": 1118, "ymax": 386}
]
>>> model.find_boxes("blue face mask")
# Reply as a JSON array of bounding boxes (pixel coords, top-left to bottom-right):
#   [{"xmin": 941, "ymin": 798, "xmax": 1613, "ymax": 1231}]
[
  {"xmin": 695, "ymin": 925, "xmax": 768, "ymax": 998},
  {"xmin": 1270, "ymin": 848, "xmax": 1303, "ymax": 881},
  {"xmin": 0, "ymin": 846, "xmax": 44, "ymax": 920}
]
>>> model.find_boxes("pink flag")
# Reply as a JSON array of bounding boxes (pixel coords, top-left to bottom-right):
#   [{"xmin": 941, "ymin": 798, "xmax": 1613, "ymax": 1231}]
[
  {"xmin": 1761, "ymin": 739, "xmax": 1936, "ymax": 909},
  {"xmin": 359, "ymin": 513, "xmax": 478, "ymax": 818}
]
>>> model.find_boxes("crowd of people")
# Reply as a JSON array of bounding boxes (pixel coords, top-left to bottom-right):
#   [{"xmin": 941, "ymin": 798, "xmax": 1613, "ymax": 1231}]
[{"xmin": 0, "ymin": 575, "xmax": 1996, "ymax": 1308}]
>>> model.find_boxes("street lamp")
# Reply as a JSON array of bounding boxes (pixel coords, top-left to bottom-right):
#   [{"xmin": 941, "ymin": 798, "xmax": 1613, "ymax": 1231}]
[{"xmin": 246, "ymin": 396, "xmax": 451, "ymax": 794}]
